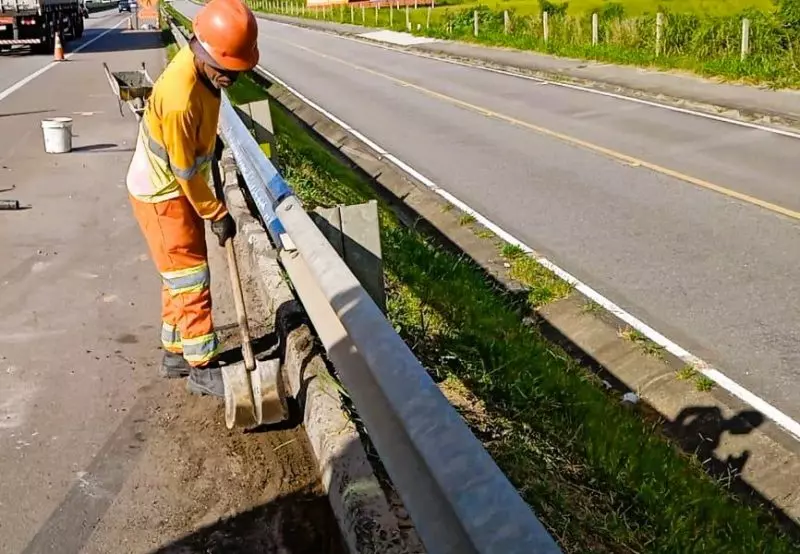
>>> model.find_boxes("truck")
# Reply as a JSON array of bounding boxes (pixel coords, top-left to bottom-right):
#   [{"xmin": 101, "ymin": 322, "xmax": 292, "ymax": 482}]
[{"xmin": 0, "ymin": 0, "xmax": 86, "ymax": 52}]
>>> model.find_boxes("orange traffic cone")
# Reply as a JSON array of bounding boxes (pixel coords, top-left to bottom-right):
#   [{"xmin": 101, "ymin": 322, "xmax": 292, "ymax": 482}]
[{"xmin": 53, "ymin": 32, "xmax": 64, "ymax": 61}]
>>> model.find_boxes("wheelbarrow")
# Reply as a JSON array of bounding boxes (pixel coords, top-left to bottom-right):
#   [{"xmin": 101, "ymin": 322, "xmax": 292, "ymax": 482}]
[{"xmin": 103, "ymin": 61, "xmax": 154, "ymax": 121}]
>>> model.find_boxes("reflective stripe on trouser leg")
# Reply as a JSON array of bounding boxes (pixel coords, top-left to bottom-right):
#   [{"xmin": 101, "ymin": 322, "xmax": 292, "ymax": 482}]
[
  {"xmin": 161, "ymin": 284, "xmax": 182, "ymax": 353},
  {"xmin": 161, "ymin": 262, "xmax": 210, "ymax": 296},
  {"xmin": 161, "ymin": 321, "xmax": 182, "ymax": 353},
  {"xmin": 182, "ymin": 332, "xmax": 220, "ymax": 365},
  {"xmin": 130, "ymin": 194, "xmax": 219, "ymax": 367}
]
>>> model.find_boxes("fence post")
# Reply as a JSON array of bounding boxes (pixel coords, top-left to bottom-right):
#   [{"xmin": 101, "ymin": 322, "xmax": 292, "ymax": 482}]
[
  {"xmin": 656, "ymin": 12, "xmax": 663, "ymax": 57},
  {"xmin": 543, "ymin": 11, "xmax": 549, "ymax": 43},
  {"xmin": 427, "ymin": 5, "xmax": 432, "ymax": 29},
  {"xmin": 473, "ymin": 9, "xmax": 478, "ymax": 36},
  {"xmin": 390, "ymin": 3, "xmax": 393, "ymax": 27},
  {"xmin": 592, "ymin": 12, "xmax": 598, "ymax": 45},
  {"xmin": 376, "ymin": 4, "xmax": 379, "ymax": 24},
  {"xmin": 504, "ymin": 9, "xmax": 509, "ymax": 34},
  {"xmin": 741, "ymin": 17, "xmax": 751, "ymax": 61},
  {"xmin": 406, "ymin": 4, "xmax": 410, "ymax": 30},
  {"xmin": 350, "ymin": 4, "xmax": 354, "ymax": 23},
  {"xmin": 361, "ymin": 4, "xmax": 365, "ymax": 23}
]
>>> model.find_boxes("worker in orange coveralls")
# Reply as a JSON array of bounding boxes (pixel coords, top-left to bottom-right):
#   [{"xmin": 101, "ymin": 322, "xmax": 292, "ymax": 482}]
[{"xmin": 125, "ymin": 0, "xmax": 259, "ymax": 397}]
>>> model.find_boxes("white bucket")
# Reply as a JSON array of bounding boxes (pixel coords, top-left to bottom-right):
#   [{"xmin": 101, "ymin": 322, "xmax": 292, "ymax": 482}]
[{"xmin": 41, "ymin": 117, "xmax": 74, "ymax": 154}]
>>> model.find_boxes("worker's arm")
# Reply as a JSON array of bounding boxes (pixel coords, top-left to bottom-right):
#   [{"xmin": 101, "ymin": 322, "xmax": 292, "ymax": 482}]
[{"xmin": 161, "ymin": 109, "xmax": 227, "ymax": 221}]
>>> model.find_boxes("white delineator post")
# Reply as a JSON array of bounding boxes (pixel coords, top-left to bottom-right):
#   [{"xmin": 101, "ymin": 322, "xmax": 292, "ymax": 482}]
[
  {"xmin": 592, "ymin": 12, "xmax": 598, "ymax": 45},
  {"xmin": 656, "ymin": 12, "xmax": 664, "ymax": 57},
  {"xmin": 543, "ymin": 11, "xmax": 549, "ymax": 43},
  {"xmin": 473, "ymin": 9, "xmax": 478, "ymax": 37},
  {"xmin": 741, "ymin": 17, "xmax": 751, "ymax": 61},
  {"xmin": 504, "ymin": 10, "xmax": 509, "ymax": 34}
]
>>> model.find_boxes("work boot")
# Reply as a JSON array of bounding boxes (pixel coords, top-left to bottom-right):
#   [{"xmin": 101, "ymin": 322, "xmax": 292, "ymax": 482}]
[
  {"xmin": 160, "ymin": 351, "xmax": 191, "ymax": 379},
  {"xmin": 187, "ymin": 363, "xmax": 225, "ymax": 398}
]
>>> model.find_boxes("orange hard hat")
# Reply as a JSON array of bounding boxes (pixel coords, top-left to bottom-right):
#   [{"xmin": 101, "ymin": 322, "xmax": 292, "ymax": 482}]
[{"xmin": 193, "ymin": 0, "xmax": 260, "ymax": 72}]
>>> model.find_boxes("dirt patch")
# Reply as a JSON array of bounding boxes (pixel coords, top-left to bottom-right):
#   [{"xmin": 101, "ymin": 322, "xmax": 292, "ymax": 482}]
[{"xmin": 82, "ymin": 234, "xmax": 345, "ymax": 554}]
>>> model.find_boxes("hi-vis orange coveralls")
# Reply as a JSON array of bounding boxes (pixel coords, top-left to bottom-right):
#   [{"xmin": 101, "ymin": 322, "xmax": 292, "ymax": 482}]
[{"xmin": 126, "ymin": 45, "xmax": 225, "ymax": 367}]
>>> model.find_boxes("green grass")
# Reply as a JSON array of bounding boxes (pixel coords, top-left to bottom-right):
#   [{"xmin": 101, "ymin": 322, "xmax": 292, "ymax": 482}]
[
  {"xmin": 676, "ymin": 364, "xmax": 697, "ymax": 380},
  {"xmin": 675, "ymin": 364, "xmax": 717, "ymax": 391},
  {"xmin": 695, "ymin": 373, "xmax": 716, "ymax": 392},
  {"xmin": 458, "ymin": 213, "xmax": 477, "ymax": 226},
  {"xmin": 252, "ymin": 0, "xmax": 800, "ymax": 88},
  {"xmin": 619, "ymin": 326, "xmax": 666, "ymax": 359},
  {"xmin": 265, "ymin": 87, "xmax": 799, "ymax": 553},
  {"xmin": 433, "ymin": 0, "xmax": 772, "ymax": 17}
]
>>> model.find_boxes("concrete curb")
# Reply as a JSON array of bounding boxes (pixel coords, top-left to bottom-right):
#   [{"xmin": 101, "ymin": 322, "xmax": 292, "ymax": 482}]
[
  {"xmin": 258, "ymin": 12, "xmax": 800, "ymax": 133},
  {"xmin": 218, "ymin": 151, "xmax": 424, "ymax": 554},
  {"xmin": 262, "ymin": 82, "xmax": 800, "ymax": 526}
]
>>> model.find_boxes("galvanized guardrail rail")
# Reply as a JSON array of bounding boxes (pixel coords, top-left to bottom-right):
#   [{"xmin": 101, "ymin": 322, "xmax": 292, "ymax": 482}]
[{"xmin": 169, "ymin": 19, "xmax": 561, "ymax": 554}]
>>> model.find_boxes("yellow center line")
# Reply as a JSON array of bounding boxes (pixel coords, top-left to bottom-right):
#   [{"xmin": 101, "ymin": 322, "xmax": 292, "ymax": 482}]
[{"xmin": 271, "ymin": 35, "xmax": 800, "ymax": 223}]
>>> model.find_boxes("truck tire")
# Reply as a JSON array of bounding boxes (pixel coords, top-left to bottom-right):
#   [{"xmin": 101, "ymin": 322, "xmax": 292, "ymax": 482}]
[{"xmin": 33, "ymin": 19, "xmax": 53, "ymax": 54}]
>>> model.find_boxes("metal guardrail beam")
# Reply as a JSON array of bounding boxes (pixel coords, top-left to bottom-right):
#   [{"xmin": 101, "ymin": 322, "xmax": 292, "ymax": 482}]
[{"xmin": 168, "ymin": 18, "xmax": 561, "ymax": 554}]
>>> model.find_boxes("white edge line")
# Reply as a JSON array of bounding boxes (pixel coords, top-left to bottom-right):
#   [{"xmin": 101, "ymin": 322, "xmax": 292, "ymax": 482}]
[
  {"xmin": 266, "ymin": 16, "xmax": 800, "ymax": 141},
  {"xmin": 0, "ymin": 17, "xmax": 126, "ymax": 104},
  {"xmin": 255, "ymin": 61, "xmax": 800, "ymax": 444}
]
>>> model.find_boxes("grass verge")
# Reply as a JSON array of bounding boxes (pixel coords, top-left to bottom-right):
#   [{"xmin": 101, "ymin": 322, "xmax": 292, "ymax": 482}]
[{"xmin": 263, "ymin": 89, "xmax": 798, "ymax": 551}]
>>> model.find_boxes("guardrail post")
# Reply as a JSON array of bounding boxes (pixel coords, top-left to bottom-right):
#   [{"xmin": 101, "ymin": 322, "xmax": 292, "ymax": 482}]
[
  {"xmin": 741, "ymin": 17, "xmax": 750, "ymax": 61},
  {"xmin": 656, "ymin": 12, "xmax": 663, "ymax": 57},
  {"xmin": 312, "ymin": 201, "xmax": 386, "ymax": 313},
  {"xmin": 543, "ymin": 10, "xmax": 549, "ymax": 43},
  {"xmin": 503, "ymin": 9, "xmax": 509, "ymax": 34},
  {"xmin": 473, "ymin": 9, "xmax": 478, "ymax": 36},
  {"xmin": 592, "ymin": 12, "xmax": 598, "ymax": 45},
  {"xmin": 234, "ymin": 99, "xmax": 278, "ymax": 165}
]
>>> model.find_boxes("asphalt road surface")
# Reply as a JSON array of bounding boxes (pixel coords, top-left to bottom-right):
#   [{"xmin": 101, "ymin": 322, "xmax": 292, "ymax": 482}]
[
  {"xmin": 0, "ymin": 8, "xmax": 121, "ymax": 95},
  {"xmin": 0, "ymin": 16, "xmax": 337, "ymax": 553},
  {"xmin": 174, "ymin": 1, "xmax": 800, "ymax": 424}
]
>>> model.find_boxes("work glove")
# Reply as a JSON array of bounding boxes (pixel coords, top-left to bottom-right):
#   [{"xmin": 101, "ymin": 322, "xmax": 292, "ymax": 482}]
[{"xmin": 211, "ymin": 213, "xmax": 236, "ymax": 247}]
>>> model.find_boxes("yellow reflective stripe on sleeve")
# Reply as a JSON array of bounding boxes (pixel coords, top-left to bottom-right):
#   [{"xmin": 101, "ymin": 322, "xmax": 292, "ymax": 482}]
[
  {"xmin": 182, "ymin": 332, "xmax": 220, "ymax": 364},
  {"xmin": 161, "ymin": 322, "xmax": 181, "ymax": 350},
  {"xmin": 161, "ymin": 263, "xmax": 210, "ymax": 296}
]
